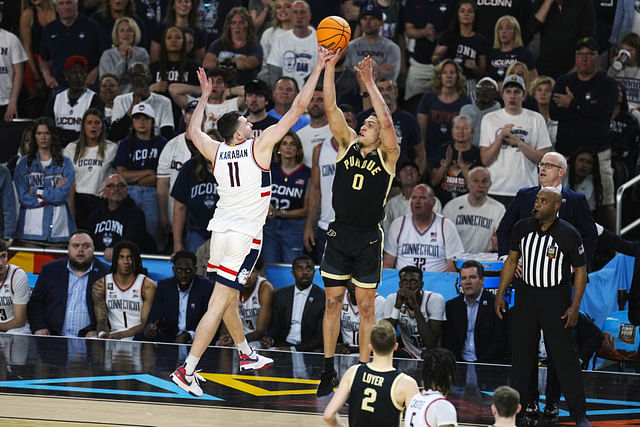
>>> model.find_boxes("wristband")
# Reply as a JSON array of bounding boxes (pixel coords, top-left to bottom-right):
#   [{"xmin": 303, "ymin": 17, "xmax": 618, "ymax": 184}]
[{"xmin": 390, "ymin": 307, "xmax": 400, "ymax": 320}]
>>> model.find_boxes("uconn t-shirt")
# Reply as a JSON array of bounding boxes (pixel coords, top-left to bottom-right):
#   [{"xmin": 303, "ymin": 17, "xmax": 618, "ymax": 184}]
[
  {"xmin": 113, "ymin": 135, "xmax": 168, "ymax": 171},
  {"xmin": 171, "ymin": 157, "xmax": 218, "ymax": 237}
]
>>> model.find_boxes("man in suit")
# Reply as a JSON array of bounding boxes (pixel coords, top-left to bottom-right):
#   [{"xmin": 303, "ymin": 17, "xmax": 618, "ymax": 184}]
[
  {"xmin": 28, "ymin": 230, "xmax": 110, "ymax": 336},
  {"xmin": 496, "ymin": 151, "xmax": 598, "ymax": 267},
  {"xmin": 442, "ymin": 260, "xmax": 508, "ymax": 363},
  {"xmin": 261, "ymin": 255, "xmax": 325, "ymax": 352},
  {"xmin": 143, "ymin": 251, "xmax": 213, "ymax": 343}
]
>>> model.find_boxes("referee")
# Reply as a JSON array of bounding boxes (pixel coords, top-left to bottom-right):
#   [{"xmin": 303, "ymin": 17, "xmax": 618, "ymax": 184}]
[{"xmin": 495, "ymin": 187, "xmax": 590, "ymax": 427}]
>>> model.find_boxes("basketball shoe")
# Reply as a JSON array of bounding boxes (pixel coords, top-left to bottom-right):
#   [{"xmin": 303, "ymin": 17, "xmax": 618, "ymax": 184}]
[
  {"xmin": 170, "ymin": 366, "xmax": 206, "ymax": 396},
  {"xmin": 316, "ymin": 370, "xmax": 339, "ymax": 397},
  {"xmin": 239, "ymin": 348, "xmax": 274, "ymax": 372}
]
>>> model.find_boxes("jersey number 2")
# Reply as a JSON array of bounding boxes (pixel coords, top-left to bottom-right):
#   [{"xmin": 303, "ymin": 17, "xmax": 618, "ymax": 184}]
[
  {"xmin": 228, "ymin": 162, "xmax": 241, "ymax": 187},
  {"xmin": 361, "ymin": 387, "xmax": 377, "ymax": 413}
]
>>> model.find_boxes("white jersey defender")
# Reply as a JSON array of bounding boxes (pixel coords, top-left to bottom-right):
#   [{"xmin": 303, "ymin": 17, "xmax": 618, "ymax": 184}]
[
  {"xmin": 104, "ymin": 273, "xmax": 146, "ymax": 338},
  {"xmin": 0, "ymin": 264, "xmax": 30, "ymax": 332}
]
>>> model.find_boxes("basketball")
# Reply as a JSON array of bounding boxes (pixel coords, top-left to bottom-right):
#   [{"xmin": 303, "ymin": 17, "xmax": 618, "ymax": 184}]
[{"xmin": 317, "ymin": 16, "xmax": 351, "ymax": 51}]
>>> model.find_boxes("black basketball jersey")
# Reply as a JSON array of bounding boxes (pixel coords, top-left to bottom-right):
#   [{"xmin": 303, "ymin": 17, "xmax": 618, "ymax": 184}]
[
  {"xmin": 348, "ymin": 364, "xmax": 404, "ymax": 427},
  {"xmin": 332, "ymin": 141, "xmax": 394, "ymax": 228}
]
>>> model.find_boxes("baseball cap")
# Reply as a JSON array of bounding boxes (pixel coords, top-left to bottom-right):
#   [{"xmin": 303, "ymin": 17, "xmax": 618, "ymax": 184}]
[
  {"xmin": 131, "ymin": 102, "xmax": 155, "ymax": 118},
  {"xmin": 359, "ymin": 2, "xmax": 383, "ymax": 20},
  {"xmin": 244, "ymin": 79, "xmax": 270, "ymax": 97},
  {"xmin": 502, "ymin": 74, "xmax": 526, "ymax": 92},
  {"xmin": 185, "ymin": 99, "xmax": 199, "ymax": 113},
  {"xmin": 576, "ymin": 36, "xmax": 598, "ymax": 52},
  {"xmin": 476, "ymin": 76, "xmax": 498, "ymax": 90},
  {"xmin": 64, "ymin": 56, "xmax": 88, "ymax": 71}
]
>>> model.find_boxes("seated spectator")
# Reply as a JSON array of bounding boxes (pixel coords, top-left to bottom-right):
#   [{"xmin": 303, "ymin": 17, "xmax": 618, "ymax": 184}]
[
  {"xmin": 218, "ymin": 256, "xmax": 274, "ymax": 348},
  {"xmin": 263, "ymin": 131, "xmax": 310, "ymax": 264},
  {"xmin": 0, "ymin": 6, "xmax": 27, "ymax": 121},
  {"xmin": 45, "ymin": 56, "xmax": 105, "ymax": 146},
  {"xmin": 99, "ymin": 74, "xmax": 121, "ymax": 128},
  {"xmin": 442, "ymin": 167, "xmax": 505, "ymax": 253},
  {"xmin": 99, "ymin": 17, "xmax": 150, "ymax": 93},
  {"xmin": 335, "ymin": 280, "xmax": 386, "ymax": 354},
  {"xmin": 479, "ymin": 75, "xmax": 551, "ymax": 206},
  {"xmin": 92, "ymin": 240, "xmax": 157, "ymax": 340},
  {"xmin": 610, "ymin": 83, "xmax": 640, "ymax": 183},
  {"xmin": 267, "ymin": 77, "xmax": 310, "ymax": 132},
  {"xmin": 568, "ymin": 147, "xmax": 603, "ymax": 215},
  {"xmin": 18, "ymin": 0, "xmax": 55, "ymax": 100},
  {"xmin": 383, "ymin": 266, "xmax": 446, "ymax": 358},
  {"xmin": 202, "ymin": 7, "xmax": 263, "ymax": 85},
  {"xmin": 28, "ymin": 230, "xmax": 110, "ymax": 336},
  {"xmin": 0, "ymin": 239, "xmax": 30, "ymax": 334},
  {"xmin": 504, "ymin": 62, "xmax": 538, "ymax": 111},
  {"xmin": 0, "ymin": 165, "xmax": 16, "ymax": 242},
  {"xmin": 384, "ymin": 184, "xmax": 464, "ymax": 272},
  {"xmin": 113, "ymin": 102, "xmax": 168, "ymax": 251},
  {"xmin": 110, "ymin": 62, "xmax": 174, "ymax": 141},
  {"xmin": 91, "ymin": 0, "xmax": 149, "ymax": 48},
  {"xmin": 491, "ymin": 386, "xmax": 521, "ymax": 427},
  {"xmin": 460, "ymin": 77, "xmax": 500, "ymax": 147},
  {"xmin": 487, "ymin": 16, "xmax": 536, "ymax": 85},
  {"xmin": 442, "ymin": 260, "xmax": 508, "ymax": 362},
  {"xmin": 259, "ymin": 0, "xmax": 292, "ymax": 62},
  {"xmin": 261, "ymin": 255, "xmax": 324, "ymax": 351},
  {"xmin": 149, "ymin": 0, "xmax": 206, "ymax": 63},
  {"xmin": 244, "ymin": 79, "xmax": 278, "ymax": 138},
  {"xmin": 64, "ymin": 108, "xmax": 118, "ymax": 229},
  {"xmin": 86, "ymin": 173, "xmax": 148, "ymax": 262},
  {"xmin": 529, "ymin": 76, "xmax": 557, "ymax": 148},
  {"xmin": 15, "ymin": 117, "xmax": 76, "ymax": 245},
  {"xmin": 144, "ymin": 250, "xmax": 213, "ymax": 343},
  {"xmin": 431, "ymin": 114, "xmax": 482, "ymax": 204}
]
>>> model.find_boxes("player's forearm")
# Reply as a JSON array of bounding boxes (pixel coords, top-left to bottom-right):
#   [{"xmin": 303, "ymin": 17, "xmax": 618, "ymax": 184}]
[
  {"xmin": 0, "ymin": 316, "xmax": 27, "ymax": 332},
  {"xmin": 323, "ymin": 63, "xmax": 338, "ymax": 109},
  {"xmin": 416, "ymin": 314, "xmax": 440, "ymax": 350},
  {"xmin": 291, "ymin": 66, "xmax": 322, "ymax": 115},
  {"xmin": 364, "ymin": 80, "xmax": 393, "ymax": 129}
]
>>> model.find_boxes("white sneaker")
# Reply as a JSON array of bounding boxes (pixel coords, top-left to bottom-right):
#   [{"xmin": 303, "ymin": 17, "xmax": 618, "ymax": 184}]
[
  {"xmin": 239, "ymin": 349, "xmax": 274, "ymax": 372},
  {"xmin": 170, "ymin": 366, "xmax": 206, "ymax": 396}
]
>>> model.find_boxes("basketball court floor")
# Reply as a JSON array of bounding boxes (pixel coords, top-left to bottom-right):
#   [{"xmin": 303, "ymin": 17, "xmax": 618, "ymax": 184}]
[{"xmin": 0, "ymin": 334, "xmax": 638, "ymax": 426}]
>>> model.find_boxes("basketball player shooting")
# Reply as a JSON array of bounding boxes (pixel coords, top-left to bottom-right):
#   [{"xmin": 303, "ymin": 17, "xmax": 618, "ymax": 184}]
[
  {"xmin": 170, "ymin": 46, "xmax": 332, "ymax": 397},
  {"xmin": 317, "ymin": 53, "xmax": 400, "ymax": 397}
]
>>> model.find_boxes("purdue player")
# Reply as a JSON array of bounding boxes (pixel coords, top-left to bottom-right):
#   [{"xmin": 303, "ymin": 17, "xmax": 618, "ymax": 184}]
[
  {"xmin": 92, "ymin": 241, "xmax": 157, "ymax": 340},
  {"xmin": 317, "ymin": 54, "xmax": 400, "ymax": 397},
  {"xmin": 0, "ymin": 240, "xmax": 30, "ymax": 334},
  {"xmin": 170, "ymin": 49, "xmax": 332, "ymax": 397},
  {"xmin": 323, "ymin": 320, "xmax": 419, "ymax": 427},
  {"xmin": 337, "ymin": 281, "xmax": 386, "ymax": 354}
]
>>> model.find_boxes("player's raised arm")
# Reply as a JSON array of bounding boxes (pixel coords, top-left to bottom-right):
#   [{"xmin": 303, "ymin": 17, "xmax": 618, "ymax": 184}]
[
  {"xmin": 323, "ymin": 49, "xmax": 357, "ymax": 149},
  {"xmin": 186, "ymin": 68, "xmax": 222, "ymax": 161}
]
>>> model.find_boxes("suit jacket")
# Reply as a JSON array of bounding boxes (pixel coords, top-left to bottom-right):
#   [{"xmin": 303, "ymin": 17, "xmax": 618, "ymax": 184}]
[
  {"xmin": 497, "ymin": 185, "xmax": 597, "ymax": 264},
  {"xmin": 146, "ymin": 275, "xmax": 214, "ymax": 342},
  {"xmin": 442, "ymin": 289, "xmax": 508, "ymax": 363},
  {"xmin": 28, "ymin": 257, "xmax": 110, "ymax": 336},
  {"xmin": 269, "ymin": 284, "xmax": 325, "ymax": 352}
]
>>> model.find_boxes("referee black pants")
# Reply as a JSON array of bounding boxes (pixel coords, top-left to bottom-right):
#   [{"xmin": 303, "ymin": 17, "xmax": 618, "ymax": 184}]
[{"xmin": 511, "ymin": 284, "xmax": 586, "ymax": 414}]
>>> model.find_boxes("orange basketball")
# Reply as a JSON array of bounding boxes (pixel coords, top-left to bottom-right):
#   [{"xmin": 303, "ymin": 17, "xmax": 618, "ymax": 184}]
[{"xmin": 317, "ymin": 16, "xmax": 351, "ymax": 51}]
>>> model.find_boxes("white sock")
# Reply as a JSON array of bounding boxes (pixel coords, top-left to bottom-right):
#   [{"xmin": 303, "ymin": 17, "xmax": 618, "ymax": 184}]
[
  {"xmin": 184, "ymin": 354, "xmax": 200, "ymax": 376},
  {"xmin": 236, "ymin": 340, "xmax": 252, "ymax": 356}
]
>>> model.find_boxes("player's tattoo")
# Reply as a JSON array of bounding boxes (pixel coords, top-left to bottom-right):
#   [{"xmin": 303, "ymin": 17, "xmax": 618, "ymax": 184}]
[{"xmin": 92, "ymin": 279, "xmax": 109, "ymax": 333}]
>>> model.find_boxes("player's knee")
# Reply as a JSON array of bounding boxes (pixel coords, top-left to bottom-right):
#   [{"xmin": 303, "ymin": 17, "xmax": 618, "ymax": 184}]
[{"xmin": 358, "ymin": 298, "xmax": 375, "ymax": 318}]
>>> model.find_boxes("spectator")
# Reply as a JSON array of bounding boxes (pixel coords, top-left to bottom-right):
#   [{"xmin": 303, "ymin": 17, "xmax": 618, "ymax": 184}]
[
  {"xmin": 418, "ymin": 59, "xmax": 471, "ymax": 167},
  {"xmin": 93, "ymin": 240, "xmax": 157, "ymax": 340},
  {"xmin": 480, "ymin": 74, "xmax": 551, "ymax": 206},
  {"xmin": 267, "ymin": 77, "xmax": 310, "ymax": 132},
  {"xmin": 198, "ymin": 0, "xmax": 242, "ymax": 47},
  {"xmin": 86, "ymin": 173, "xmax": 148, "ymax": 262},
  {"xmin": 150, "ymin": 0, "xmax": 205, "ymax": 63},
  {"xmin": 528, "ymin": 0, "xmax": 596, "ymax": 78},
  {"xmin": 357, "ymin": 78, "xmax": 426, "ymax": 175},
  {"xmin": 109, "ymin": 62, "xmax": 174, "ymax": 140},
  {"xmin": 431, "ymin": 114, "xmax": 482, "ymax": 204},
  {"xmin": 45, "ymin": 56, "xmax": 105, "ymax": 146},
  {"xmin": 99, "ymin": 17, "xmax": 150, "ymax": 93},
  {"xmin": 113, "ymin": 102, "xmax": 168, "ymax": 251},
  {"xmin": 504, "ymin": 62, "xmax": 538, "ymax": 111},
  {"xmin": 0, "ymin": 239, "xmax": 30, "ymax": 333},
  {"xmin": 247, "ymin": 0, "xmax": 272, "ymax": 36},
  {"xmin": 297, "ymin": 86, "xmax": 331, "ymax": 167},
  {"xmin": 39, "ymin": 0, "xmax": 109, "ymax": 89},
  {"xmin": 608, "ymin": 33, "xmax": 640, "ymax": 118},
  {"xmin": 490, "ymin": 386, "xmax": 521, "ymax": 427},
  {"xmin": 135, "ymin": 0, "xmax": 168, "ymax": 39},
  {"xmin": 99, "ymin": 74, "xmax": 121, "ymax": 128},
  {"xmin": 608, "ymin": 0, "xmax": 640, "ymax": 48},
  {"xmin": 144, "ymin": 250, "xmax": 213, "ymax": 343},
  {"xmin": 171, "ymin": 152, "xmax": 217, "ymax": 254},
  {"xmin": 28, "ymin": 230, "xmax": 110, "ymax": 336},
  {"xmin": 0, "ymin": 6, "xmax": 27, "ymax": 121},
  {"xmin": 15, "ymin": 117, "xmax": 76, "ymax": 245},
  {"xmin": 244, "ymin": 79, "xmax": 278, "ymax": 139},
  {"xmin": 335, "ymin": 280, "xmax": 386, "ymax": 354},
  {"xmin": 19, "ymin": 0, "xmax": 55, "ymax": 99},
  {"xmin": 610, "ymin": 83, "xmax": 640, "ymax": 184},
  {"xmin": 261, "ymin": 0, "xmax": 317, "ymax": 89},
  {"xmin": 0, "ymin": 165, "xmax": 16, "ymax": 242},
  {"xmin": 261, "ymin": 255, "xmax": 325, "ymax": 351},
  {"xmin": 442, "ymin": 167, "xmax": 505, "ymax": 253},
  {"xmin": 568, "ymin": 147, "xmax": 603, "ymax": 214},
  {"xmin": 259, "ymin": 0, "xmax": 292, "ymax": 62},
  {"xmin": 442, "ymin": 260, "xmax": 508, "ymax": 362},
  {"xmin": 530, "ymin": 76, "xmax": 557, "ymax": 148},
  {"xmin": 203, "ymin": 6, "xmax": 263, "ymax": 85},
  {"xmin": 384, "ymin": 184, "xmax": 464, "ymax": 272},
  {"xmin": 475, "ymin": 0, "xmax": 531, "ymax": 46},
  {"xmin": 344, "ymin": 2, "xmax": 402, "ymax": 82},
  {"xmin": 460, "ymin": 77, "xmax": 500, "ymax": 147},
  {"xmin": 64, "ymin": 108, "xmax": 118, "ymax": 228},
  {"xmin": 384, "ymin": 265, "xmax": 446, "ymax": 358},
  {"xmin": 550, "ymin": 37, "xmax": 618, "ymax": 230},
  {"xmin": 91, "ymin": 0, "xmax": 149, "ymax": 49},
  {"xmin": 487, "ymin": 16, "xmax": 536, "ymax": 85},
  {"xmin": 432, "ymin": 0, "xmax": 489, "ymax": 98}
]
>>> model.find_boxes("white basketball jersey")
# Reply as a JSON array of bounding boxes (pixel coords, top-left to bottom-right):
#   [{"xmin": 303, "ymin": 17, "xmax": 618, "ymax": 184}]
[
  {"xmin": 209, "ymin": 139, "xmax": 271, "ymax": 237},
  {"xmin": 105, "ymin": 273, "xmax": 145, "ymax": 336},
  {"xmin": 405, "ymin": 390, "xmax": 458, "ymax": 427},
  {"xmin": 0, "ymin": 265, "xmax": 30, "ymax": 324},
  {"xmin": 318, "ymin": 138, "xmax": 337, "ymax": 230},
  {"xmin": 340, "ymin": 294, "xmax": 386, "ymax": 347},
  {"xmin": 394, "ymin": 214, "xmax": 448, "ymax": 272},
  {"xmin": 395, "ymin": 291, "xmax": 439, "ymax": 358},
  {"xmin": 53, "ymin": 89, "xmax": 96, "ymax": 131},
  {"xmin": 238, "ymin": 276, "xmax": 266, "ymax": 335}
]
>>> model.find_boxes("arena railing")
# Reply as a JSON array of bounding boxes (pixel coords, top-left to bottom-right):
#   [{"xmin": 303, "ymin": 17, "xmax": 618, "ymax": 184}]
[{"xmin": 615, "ymin": 174, "xmax": 640, "ymax": 236}]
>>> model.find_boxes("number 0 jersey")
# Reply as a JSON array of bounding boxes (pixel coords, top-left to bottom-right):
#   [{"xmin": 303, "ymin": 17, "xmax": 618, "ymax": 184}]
[
  {"xmin": 104, "ymin": 273, "xmax": 146, "ymax": 336},
  {"xmin": 332, "ymin": 141, "xmax": 394, "ymax": 229},
  {"xmin": 347, "ymin": 364, "xmax": 406, "ymax": 427}
]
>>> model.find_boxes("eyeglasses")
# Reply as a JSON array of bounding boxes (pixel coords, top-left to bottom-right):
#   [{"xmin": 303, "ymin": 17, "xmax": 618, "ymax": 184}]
[
  {"xmin": 537, "ymin": 162, "xmax": 563, "ymax": 170},
  {"xmin": 105, "ymin": 183, "xmax": 127, "ymax": 189}
]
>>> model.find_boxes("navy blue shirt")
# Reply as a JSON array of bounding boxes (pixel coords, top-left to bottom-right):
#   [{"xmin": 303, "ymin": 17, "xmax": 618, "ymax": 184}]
[
  {"xmin": 269, "ymin": 162, "xmax": 310, "ymax": 211},
  {"xmin": 206, "ymin": 39, "xmax": 263, "ymax": 85},
  {"xmin": 171, "ymin": 157, "xmax": 218, "ymax": 237},
  {"xmin": 438, "ymin": 31, "xmax": 490, "ymax": 79},
  {"xmin": 487, "ymin": 47, "xmax": 536, "ymax": 83},
  {"xmin": 404, "ymin": 0, "xmax": 456, "ymax": 64},
  {"xmin": 114, "ymin": 135, "xmax": 168, "ymax": 171},
  {"xmin": 248, "ymin": 114, "xmax": 278, "ymax": 140}
]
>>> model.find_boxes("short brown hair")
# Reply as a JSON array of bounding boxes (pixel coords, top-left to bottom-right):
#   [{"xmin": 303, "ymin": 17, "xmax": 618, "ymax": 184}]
[{"xmin": 370, "ymin": 320, "xmax": 397, "ymax": 354}]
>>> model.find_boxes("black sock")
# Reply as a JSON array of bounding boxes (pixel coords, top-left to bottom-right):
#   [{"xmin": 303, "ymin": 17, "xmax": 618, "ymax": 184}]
[
  {"xmin": 359, "ymin": 360, "xmax": 367, "ymax": 365},
  {"xmin": 324, "ymin": 357, "xmax": 335, "ymax": 373}
]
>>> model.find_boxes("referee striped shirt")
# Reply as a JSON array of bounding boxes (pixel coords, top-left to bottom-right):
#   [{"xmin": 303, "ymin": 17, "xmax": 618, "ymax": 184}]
[{"xmin": 510, "ymin": 217, "xmax": 586, "ymax": 288}]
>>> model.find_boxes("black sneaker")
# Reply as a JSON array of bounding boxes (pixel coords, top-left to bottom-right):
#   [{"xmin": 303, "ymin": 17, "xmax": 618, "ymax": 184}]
[
  {"xmin": 543, "ymin": 401, "xmax": 559, "ymax": 417},
  {"xmin": 573, "ymin": 413, "xmax": 591, "ymax": 427},
  {"xmin": 316, "ymin": 370, "xmax": 339, "ymax": 397},
  {"xmin": 525, "ymin": 400, "xmax": 539, "ymax": 417}
]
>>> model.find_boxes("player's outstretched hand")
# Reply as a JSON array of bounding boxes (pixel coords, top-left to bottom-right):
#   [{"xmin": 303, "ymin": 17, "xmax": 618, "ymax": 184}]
[
  {"xmin": 354, "ymin": 55, "xmax": 374, "ymax": 84},
  {"xmin": 316, "ymin": 44, "xmax": 335, "ymax": 70},
  {"xmin": 197, "ymin": 67, "xmax": 212, "ymax": 99},
  {"xmin": 324, "ymin": 47, "xmax": 342, "ymax": 67}
]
